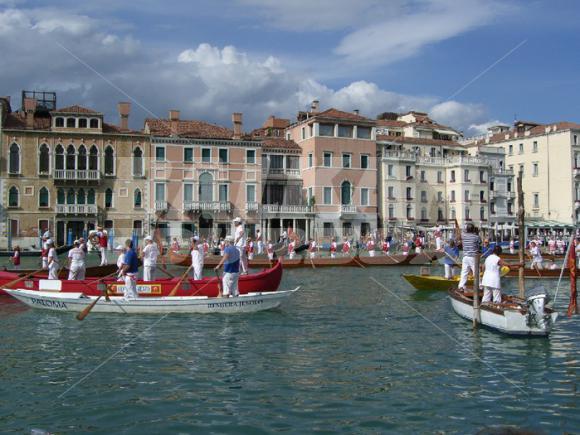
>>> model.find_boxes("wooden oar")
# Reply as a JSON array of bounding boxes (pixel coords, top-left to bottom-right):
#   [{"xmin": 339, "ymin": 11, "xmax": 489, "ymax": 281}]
[
  {"xmin": 76, "ymin": 271, "xmax": 123, "ymax": 320},
  {"xmin": 157, "ymin": 266, "xmax": 175, "ymax": 279},
  {"xmin": 168, "ymin": 264, "xmax": 193, "ymax": 297},
  {"xmin": 3, "ymin": 268, "xmax": 45, "ymax": 289}
]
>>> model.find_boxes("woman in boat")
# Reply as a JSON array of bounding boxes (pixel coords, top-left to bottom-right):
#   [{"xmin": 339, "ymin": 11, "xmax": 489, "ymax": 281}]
[
  {"xmin": 67, "ymin": 240, "xmax": 86, "ymax": 280},
  {"xmin": 190, "ymin": 238, "xmax": 203, "ymax": 280},
  {"xmin": 443, "ymin": 239, "xmax": 460, "ymax": 279},
  {"xmin": 47, "ymin": 240, "xmax": 60, "ymax": 280},
  {"xmin": 481, "ymin": 245, "xmax": 507, "ymax": 304}
]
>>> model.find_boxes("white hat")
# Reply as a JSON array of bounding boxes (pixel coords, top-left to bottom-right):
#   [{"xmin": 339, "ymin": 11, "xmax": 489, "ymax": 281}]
[
  {"xmin": 73, "ymin": 239, "xmax": 80, "ymax": 245},
  {"xmin": 225, "ymin": 235, "xmax": 234, "ymax": 242},
  {"xmin": 115, "ymin": 244, "xmax": 124, "ymax": 250},
  {"xmin": 46, "ymin": 239, "xmax": 53, "ymax": 245},
  {"xmin": 233, "ymin": 217, "xmax": 242, "ymax": 224},
  {"xmin": 144, "ymin": 235, "xmax": 153, "ymax": 241}
]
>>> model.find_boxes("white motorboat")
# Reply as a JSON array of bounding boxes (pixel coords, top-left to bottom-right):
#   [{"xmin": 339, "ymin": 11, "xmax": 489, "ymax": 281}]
[
  {"xmin": 448, "ymin": 287, "xmax": 558, "ymax": 336},
  {"xmin": 3, "ymin": 287, "xmax": 299, "ymax": 315}
]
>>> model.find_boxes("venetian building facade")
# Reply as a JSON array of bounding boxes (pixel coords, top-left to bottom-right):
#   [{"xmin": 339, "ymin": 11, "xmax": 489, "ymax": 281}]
[
  {"xmin": 0, "ymin": 94, "xmax": 149, "ymax": 248},
  {"xmin": 285, "ymin": 101, "xmax": 378, "ymax": 241}
]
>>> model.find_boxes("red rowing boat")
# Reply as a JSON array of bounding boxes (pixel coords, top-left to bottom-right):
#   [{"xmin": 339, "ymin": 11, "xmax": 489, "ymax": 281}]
[{"xmin": 0, "ymin": 260, "xmax": 282, "ymax": 298}]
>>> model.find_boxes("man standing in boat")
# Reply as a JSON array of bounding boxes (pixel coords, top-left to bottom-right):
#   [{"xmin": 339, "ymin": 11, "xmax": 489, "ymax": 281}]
[
  {"xmin": 67, "ymin": 240, "xmax": 86, "ymax": 280},
  {"xmin": 120, "ymin": 239, "xmax": 139, "ymax": 300},
  {"xmin": 47, "ymin": 240, "xmax": 60, "ymax": 280},
  {"xmin": 214, "ymin": 236, "xmax": 240, "ymax": 298},
  {"xmin": 142, "ymin": 235, "xmax": 159, "ymax": 282},
  {"xmin": 96, "ymin": 226, "xmax": 108, "ymax": 266},
  {"xmin": 233, "ymin": 217, "xmax": 248, "ymax": 274},
  {"xmin": 457, "ymin": 223, "xmax": 481, "ymax": 291},
  {"xmin": 443, "ymin": 239, "xmax": 460, "ymax": 279},
  {"xmin": 529, "ymin": 241, "xmax": 543, "ymax": 270},
  {"xmin": 481, "ymin": 245, "xmax": 507, "ymax": 304},
  {"xmin": 190, "ymin": 237, "xmax": 204, "ymax": 280},
  {"xmin": 256, "ymin": 229, "xmax": 264, "ymax": 255}
]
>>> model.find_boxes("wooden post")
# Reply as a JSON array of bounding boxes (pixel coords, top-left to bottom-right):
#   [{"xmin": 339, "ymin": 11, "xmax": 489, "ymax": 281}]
[
  {"xmin": 473, "ymin": 253, "xmax": 480, "ymax": 327},
  {"xmin": 517, "ymin": 171, "xmax": 525, "ymax": 299}
]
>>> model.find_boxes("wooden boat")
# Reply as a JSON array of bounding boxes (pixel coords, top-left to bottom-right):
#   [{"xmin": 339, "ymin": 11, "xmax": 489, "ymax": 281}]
[
  {"xmin": 448, "ymin": 287, "xmax": 558, "ymax": 336},
  {"xmin": 403, "ymin": 266, "xmax": 511, "ymax": 291},
  {"xmin": 504, "ymin": 267, "xmax": 574, "ymax": 279},
  {"xmin": 0, "ymin": 260, "xmax": 282, "ymax": 298},
  {"xmin": 3, "ymin": 287, "xmax": 299, "ymax": 314}
]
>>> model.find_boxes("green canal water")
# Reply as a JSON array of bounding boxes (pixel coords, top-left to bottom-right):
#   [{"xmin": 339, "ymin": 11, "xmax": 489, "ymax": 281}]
[{"xmin": 0, "ymin": 254, "xmax": 579, "ymax": 434}]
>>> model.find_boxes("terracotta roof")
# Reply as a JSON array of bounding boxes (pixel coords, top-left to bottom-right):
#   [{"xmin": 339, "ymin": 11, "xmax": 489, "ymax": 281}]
[
  {"xmin": 3, "ymin": 112, "xmax": 51, "ymax": 130},
  {"xmin": 469, "ymin": 121, "xmax": 580, "ymax": 146},
  {"xmin": 145, "ymin": 118, "xmax": 234, "ymax": 139},
  {"xmin": 377, "ymin": 135, "xmax": 464, "ymax": 147},
  {"xmin": 52, "ymin": 105, "xmax": 101, "ymax": 115},
  {"xmin": 376, "ymin": 119, "xmax": 406, "ymax": 128},
  {"xmin": 314, "ymin": 108, "xmax": 373, "ymax": 122},
  {"xmin": 261, "ymin": 138, "xmax": 301, "ymax": 151}
]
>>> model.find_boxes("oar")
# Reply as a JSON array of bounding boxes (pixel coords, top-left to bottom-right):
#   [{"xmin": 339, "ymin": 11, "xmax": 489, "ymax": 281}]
[
  {"xmin": 76, "ymin": 271, "xmax": 122, "ymax": 320},
  {"xmin": 215, "ymin": 269, "xmax": 223, "ymax": 297},
  {"xmin": 3, "ymin": 268, "xmax": 45, "ymax": 289},
  {"xmin": 157, "ymin": 266, "xmax": 175, "ymax": 279},
  {"xmin": 168, "ymin": 264, "xmax": 193, "ymax": 297}
]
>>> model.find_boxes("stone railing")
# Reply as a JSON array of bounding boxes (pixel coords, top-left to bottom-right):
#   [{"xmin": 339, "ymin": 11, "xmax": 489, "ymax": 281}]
[
  {"xmin": 56, "ymin": 204, "xmax": 98, "ymax": 214},
  {"xmin": 54, "ymin": 169, "xmax": 100, "ymax": 181}
]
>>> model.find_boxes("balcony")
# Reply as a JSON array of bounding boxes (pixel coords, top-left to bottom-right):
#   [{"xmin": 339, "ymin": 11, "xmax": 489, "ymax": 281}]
[
  {"xmin": 54, "ymin": 169, "xmax": 100, "ymax": 182},
  {"xmin": 262, "ymin": 168, "xmax": 301, "ymax": 178},
  {"xmin": 340, "ymin": 204, "xmax": 357, "ymax": 218},
  {"xmin": 262, "ymin": 204, "xmax": 312, "ymax": 215},
  {"xmin": 56, "ymin": 204, "xmax": 98, "ymax": 215},
  {"xmin": 246, "ymin": 202, "xmax": 259, "ymax": 212},
  {"xmin": 184, "ymin": 201, "xmax": 232, "ymax": 213},
  {"xmin": 155, "ymin": 201, "xmax": 168, "ymax": 212}
]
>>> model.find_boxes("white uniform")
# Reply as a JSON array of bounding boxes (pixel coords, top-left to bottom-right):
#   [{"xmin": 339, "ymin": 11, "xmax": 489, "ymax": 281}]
[
  {"xmin": 435, "ymin": 236, "xmax": 443, "ymax": 251},
  {"xmin": 309, "ymin": 241, "xmax": 317, "ymax": 259},
  {"xmin": 116, "ymin": 253, "xmax": 125, "ymax": 281},
  {"xmin": 482, "ymin": 253, "xmax": 502, "ymax": 304},
  {"xmin": 191, "ymin": 248, "xmax": 203, "ymax": 280},
  {"xmin": 142, "ymin": 243, "xmax": 159, "ymax": 281},
  {"xmin": 67, "ymin": 247, "xmax": 86, "ymax": 280},
  {"xmin": 256, "ymin": 232, "xmax": 264, "ymax": 255},
  {"xmin": 267, "ymin": 243, "xmax": 274, "ymax": 261},
  {"xmin": 222, "ymin": 273, "xmax": 240, "ymax": 297},
  {"xmin": 47, "ymin": 247, "xmax": 59, "ymax": 280},
  {"xmin": 530, "ymin": 246, "xmax": 543, "ymax": 270},
  {"xmin": 42, "ymin": 239, "xmax": 50, "ymax": 270},
  {"xmin": 235, "ymin": 225, "xmax": 248, "ymax": 273}
]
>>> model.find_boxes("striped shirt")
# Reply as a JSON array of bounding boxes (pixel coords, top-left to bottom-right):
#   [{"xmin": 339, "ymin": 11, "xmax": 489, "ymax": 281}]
[{"xmin": 461, "ymin": 232, "xmax": 481, "ymax": 257}]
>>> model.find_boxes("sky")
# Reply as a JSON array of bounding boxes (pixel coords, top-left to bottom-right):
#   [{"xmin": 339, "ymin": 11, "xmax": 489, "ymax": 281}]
[{"xmin": 1, "ymin": 0, "xmax": 579, "ymax": 136}]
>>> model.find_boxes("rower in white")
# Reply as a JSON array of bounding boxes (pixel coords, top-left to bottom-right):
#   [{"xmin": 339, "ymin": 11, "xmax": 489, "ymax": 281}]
[
  {"xmin": 190, "ymin": 238, "xmax": 204, "ymax": 280},
  {"xmin": 142, "ymin": 235, "xmax": 159, "ymax": 282},
  {"xmin": 47, "ymin": 240, "xmax": 60, "ymax": 280},
  {"xmin": 67, "ymin": 240, "xmax": 86, "ymax": 280},
  {"xmin": 233, "ymin": 217, "xmax": 248, "ymax": 274}
]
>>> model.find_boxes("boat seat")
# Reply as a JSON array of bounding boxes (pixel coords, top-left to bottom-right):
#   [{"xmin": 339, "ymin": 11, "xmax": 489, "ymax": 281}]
[{"xmin": 39, "ymin": 280, "xmax": 62, "ymax": 291}]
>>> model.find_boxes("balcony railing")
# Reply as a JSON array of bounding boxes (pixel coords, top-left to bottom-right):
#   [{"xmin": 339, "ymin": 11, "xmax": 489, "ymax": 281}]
[
  {"xmin": 155, "ymin": 201, "xmax": 168, "ymax": 212},
  {"xmin": 56, "ymin": 204, "xmax": 98, "ymax": 215},
  {"xmin": 340, "ymin": 205, "xmax": 357, "ymax": 216},
  {"xmin": 262, "ymin": 168, "xmax": 301, "ymax": 177},
  {"xmin": 246, "ymin": 202, "xmax": 259, "ymax": 212},
  {"xmin": 54, "ymin": 169, "xmax": 100, "ymax": 181},
  {"xmin": 184, "ymin": 201, "xmax": 231, "ymax": 212},
  {"xmin": 262, "ymin": 204, "xmax": 312, "ymax": 214}
]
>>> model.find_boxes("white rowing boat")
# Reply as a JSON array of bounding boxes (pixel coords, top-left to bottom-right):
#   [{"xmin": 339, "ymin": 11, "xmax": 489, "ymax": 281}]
[
  {"xmin": 448, "ymin": 288, "xmax": 558, "ymax": 336},
  {"xmin": 3, "ymin": 287, "xmax": 299, "ymax": 314}
]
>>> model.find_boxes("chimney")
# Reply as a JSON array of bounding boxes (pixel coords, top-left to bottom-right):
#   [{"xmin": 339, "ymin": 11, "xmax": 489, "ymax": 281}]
[
  {"xmin": 311, "ymin": 100, "xmax": 319, "ymax": 113},
  {"xmin": 169, "ymin": 109, "xmax": 180, "ymax": 135},
  {"xmin": 23, "ymin": 97, "xmax": 37, "ymax": 129},
  {"xmin": 353, "ymin": 109, "xmax": 359, "ymax": 115},
  {"xmin": 118, "ymin": 102, "xmax": 131, "ymax": 130},
  {"xmin": 232, "ymin": 112, "xmax": 243, "ymax": 139}
]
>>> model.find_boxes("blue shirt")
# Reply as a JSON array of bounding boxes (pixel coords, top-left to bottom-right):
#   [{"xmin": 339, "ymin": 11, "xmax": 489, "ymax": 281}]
[
  {"xmin": 443, "ymin": 246, "xmax": 460, "ymax": 265},
  {"xmin": 123, "ymin": 248, "xmax": 139, "ymax": 274},
  {"xmin": 224, "ymin": 245, "xmax": 240, "ymax": 273}
]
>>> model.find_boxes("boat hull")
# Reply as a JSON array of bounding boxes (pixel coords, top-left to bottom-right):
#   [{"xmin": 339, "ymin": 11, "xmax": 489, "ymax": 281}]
[
  {"xmin": 4, "ymin": 287, "xmax": 298, "ymax": 314},
  {"xmin": 448, "ymin": 289, "xmax": 558, "ymax": 336},
  {"xmin": 504, "ymin": 267, "xmax": 573, "ymax": 278},
  {"xmin": 403, "ymin": 274, "xmax": 459, "ymax": 291}
]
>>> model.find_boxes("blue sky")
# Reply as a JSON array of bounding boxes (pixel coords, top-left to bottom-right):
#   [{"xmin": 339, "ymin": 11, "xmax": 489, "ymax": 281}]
[{"xmin": 1, "ymin": 0, "xmax": 579, "ymax": 135}]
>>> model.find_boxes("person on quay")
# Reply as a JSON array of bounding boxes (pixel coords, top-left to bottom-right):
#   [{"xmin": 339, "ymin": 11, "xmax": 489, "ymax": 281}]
[
  {"xmin": 67, "ymin": 240, "xmax": 86, "ymax": 280},
  {"xmin": 96, "ymin": 226, "xmax": 108, "ymax": 266},
  {"xmin": 287, "ymin": 238, "xmax": 296, "ymax": 259},
  {"xmin": 366, "ymin": 237, "xmax": 376, "ymax": 257},
  {"xmin": 9, "ymin": 245, "xmax": 21, "ymax": 270},
  {"xmin": 190, "ymin": 237, "xmax": 204, "ymax": 280},
  {"xmin": 256, "ymin": 229, "xmax": 264, "ymax": 255},
  {"xmin": 509, "ymin": 238, "xmax": 515, "ymax": 254},
  {"xmin": 233, "ymin": 217, "xmax": 248, "ymax": 274},
  {"xmin": 382, "ymin": 239, "xmax": 390, "ymax": 256},
  {"xmin": 120, "ymin": 239, "xmax": 139, "ymax": 300},
  {"xmin": 142, "ymin": 235, "xmax": 159, "ymax": 282},
  {"xmin": 342, "ymin": 237, "xmax": 350, "ymax": 257},
  {"xmin": 443, "ymin": 239, "xmax": 460, "ymax": 279},
  {"xmin": 308, "ymin": 238, "xmax": 318, "ymax": 259},
  {"xmin": 481, "ymin": 245, "xmax": 509, "ymax": 305},
  {"xmin": 267, "ymin": 239, "xmax": 274, "ymax": 261},
  {"xmin": 214, "ymin": 235, "xmax": 240, "ymax": 298},
  {"xmin": 47, "ymin": 240, "xmax": 60, "ymax": 280},
  {"xmin": 247, "ymin": 237, "xmax": 255, "ymax": 260},
  {"xmin": 171, "ymin": 237, "xmax": 180, "ymax": 253},
  {"xmin": 457, "ymin": 223, "xmax": 482, "ymax": 291},
  {"xmin": 529, "ymin": 241, "xmax": 543, "ymax": 270},
  {"xmin": 115, "ymin": 244, "xmax": 125, "ymax": 281},
  {"xmin": 329, "ymin": 238, "xmax": 337, "ymax": 259}
]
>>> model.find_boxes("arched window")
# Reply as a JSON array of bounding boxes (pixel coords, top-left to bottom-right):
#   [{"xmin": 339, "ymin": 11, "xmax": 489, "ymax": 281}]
[
  {"xmin": 105, "ymin": 188, "xmax": 113, "ymax": 208},
  {"xmin": 8, "ymin": 186, "xmax": 19, "ymax": 207},
  {"xmin": 39, "ymin": 144, "xmax": 50, "ymax": 174},
  {"xmin": 89, "ymin": 145, "xmax": 98, "ymax": 171},
  {"xmin": 199, "ymin": 172, "xmax": 213, "ymax": 202},
  {"xmin": 77, "ymin": 188, "xmax": 86, "ymax": 205},
  {"xmin": 90, "ymin": 118, "xmax": 99, "ymax": 128},
  {"xmin": 55, "ymin": 117, "xmax": 64, "ymax": 127},
  {"xmin": 480, "ymin": 207, "xmax": 485, "ymax": 220},
  {"xmin": 39, "ymin": 187, "xmax": 49, "ymax": 207},
  {"xmin": 104, "ymin": 146, "xmax": 114, "ymax": 175},
  {"xmin": 77, "ymin": 145, "xmax": 87, "ymax": 171},
  {"xmin": 134, "ymin": 189, "xmax": 142, "ymax": 208},
  {"xmin": 55, "ymin": 145, "xmax": 64, "ymax": 170},
  {"xmin": 9, "ymin": 143, "xmax": 20, "ymax": 174},
  {"xmin": 133, "ymin": 147, "xmax": 143, "ymax": 177},
  {"xmin": 57, "ymin": 188, "xmax": 65, "ymax": 204},
  {"xmin": 66, "ymin": 118, "xmax": 75, "ymax": 128},
  {"xmin": 87, "ymin": 189, "xmax": 95, "ymax": 204},
  {"xmin": 78, "ymin": 118, "xmax": 87, "ymax": 128},
  {"xmin": 341, "ymin": 181, "xmax": 352, "ymax": 205},
  {"xmin": 66, "ymin": 188, "xmax": 75, "ymax": 204},
  {"xmin": 66, "ymin": 145, "xmax": 76, "ymax": 170}
]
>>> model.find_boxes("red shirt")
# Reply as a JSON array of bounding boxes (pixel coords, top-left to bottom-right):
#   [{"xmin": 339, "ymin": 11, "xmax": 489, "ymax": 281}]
[
  {"xmin": 342, "ymin": 242, "xmax": 350, "ymax": 253},
  {"xmin": 99, "ymin": 233, "xmax": 108, "ymax": 248}
]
